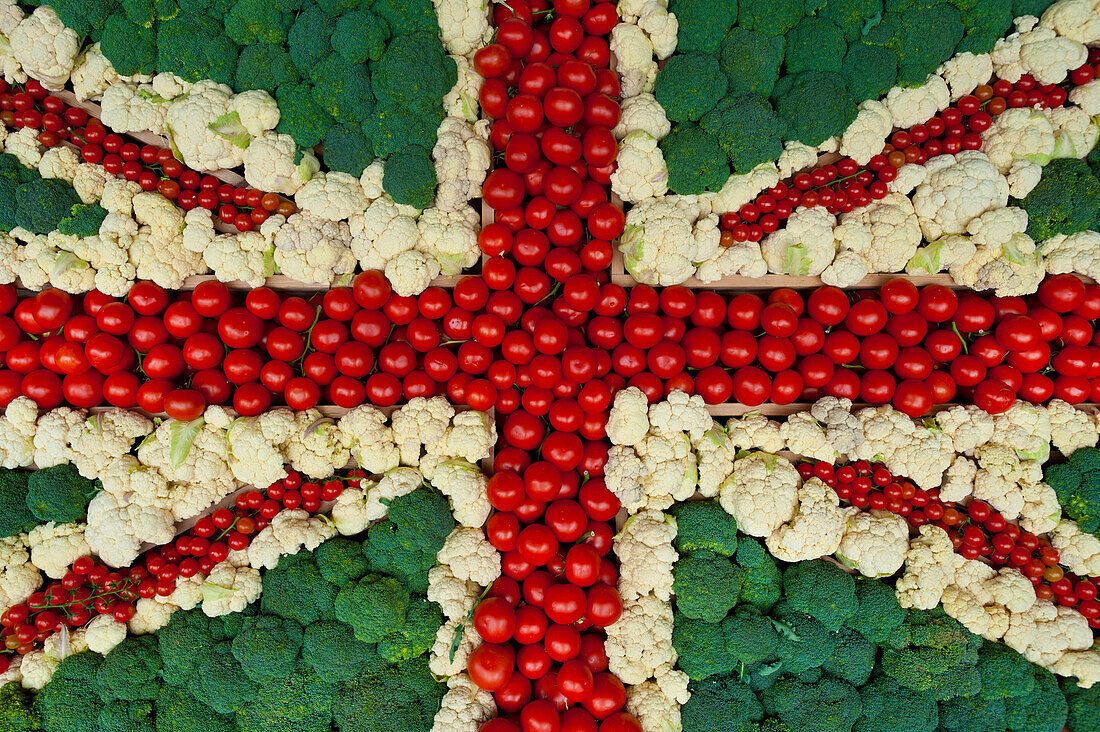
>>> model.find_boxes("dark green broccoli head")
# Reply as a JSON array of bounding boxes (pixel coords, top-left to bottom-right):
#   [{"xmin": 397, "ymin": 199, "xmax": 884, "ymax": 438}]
[
  {"xmin": 187, "ymin": 641, "xmax": 257, "ymax": 714},
  {"xmin": 96, "ymin": 699, "xmax": 154, "ymax": 732},
  {"xmin": 261, "ymin": 550, "xmax": 340, "ymax": 625},
  {"xmin": 671, "ymin": 500, "xmax": 739, "ymax": 556},
  {"xmin": 332, "ymin": 657, "xmax": 444, "ymax": 732},
  {"xmin": 381, "ymin": 145, "xmax": 438, "ymax": 211},
  {"xmin": 661, "ymin": 123, "xmax": 731, "ymax": 195},
  {"xmin": 785, "ymin": 16, "xmax": 847, "ymax": 74},
  {"xmin": 371, "ymin": 0, "xmax": 439, "ymax": 35},
  {"xmin": 864, "ymin": 4, "xmax": 964, "ymax": 85},
  {"xmin": 377, "ymin": 597, "xmax": 444, "ymax": 663},
  {"xmin": 682, "ymin": 674, "xmax": 764, "ymax": 732},
  {"xmin": 719, "ymin": 28, "xmax": 785, "ymax": 97},
  {"xmin": 100, "ymin": 16, "xmax": 158, "ymax": 77},
  {"xmin": 372, "ymin": 33, "xmax": 456, "ymax": 116},
  {"xmin": 15, "ymin": 178, "xmax": 83, "ymax": 235},
  {"xmin": 309, "ymin": 55, "xmax": 374, "ymax": 125},
  {"xmin": 288, "ymin": 6, "xmax": 335, "ymax": 75},
  {"xmin": 822, "ymin": 627, "xmax": 876, "ymax": 686},
  {"xmin": 154, "ymin": 684, "xmax": 237, "ymax": 732},
  {"xmin": 820, "ymin": 0, "xmax": 884, "ymax": 41},
  {"xmin": 738, "ymin": 0, "xmax": 805, "ymax": 34},
  {"xmin": 0, "ymin": 681, "xmax": 40, "ymax": 732},
  {"xmin": 222, "ymin": 0, "xmax": 292, "ymax": 44},
  {"xmin": 234, "ymin": 43, "xmax": 300, "ymax": 94},
  {"xmin": 673, "ymin": 613, "xmax": 739, "ymax": 680},
  {"xmin": 673, "ymin": 549, "xmax": 744, "ymax": 622},
  {"xmin": 669, "ymin": 0, "xmax": 738, "ymax": 54},
  {"xmin": 236, "ymin": 664, "xmax": 337, "ymax": 732},
  {"xmin": 25, "ymin": 464, "xmax": 97, "ymax": 524},
  {"xmin": 1005, "ymin": 667, "xmax": 1068, "ymax": 732},
  {"xmin": 781, "ymin": 559, "xmax": 857, "ymax": 632},
  {"xmin": 701, "ymin": 94, "xmax": 788, "ymax": 174},
  {"xmin": 366, "ymin": 103, "xmax": 442, "ymax": 159},
  {"xmin": 1012, "ymin": 0, "xmax": 1057, "ymax": 15},
  {"xmin": 723, "ymin": 606, "xmax": 781, "ymax": 666},
  {"xmin": 736, "ymin": 538, "xmax": 783, "ymax": 613},
  {"xmin": 938, "ymin": 692, "xmax": 1007, "ymax": 732},
  {"xmin": 772, "ymin": 71, "xmax": 857, "ymax": 147},
  {"xmin": 156, "ymin": 14, "xmax": 239, "ymax": 86},
  {"xmin": 1063, "ymin": 675, "xmax": 1099, "ymax": 732},
  {"xmin": 302, "ymin": 620, "xmax": 384, "ymax": 683},
  {"xmin": 45, "ymin": 0, "xmax": 118, "ymax": 40},
  {"xmin": 332, "ymin": 9, "xmax": 390, "ymax": 64},
  {"xmin": 1016, "ymin": 161, "xmax": 1100, "ymax": 246},
  {"xmin": 978, "ymin": 642, "xmax": 1035, "ymax": 700},
  {"xmin": 122, "ymin": 0, "xmax": 156, "ymax": 27},
  {"xmin": 335, "ymin": 574, "xmax": 410, "ymax": 644},
  {"xmin": 841, "ymin": 42, "xmax": 899, "ymax": 102},
  {"xmin": 95, "ymin": 635, "xmax": 162, "ymax": 702},
  {"xmin": 231, "ymin": 615, "xmax": 304, "ymax": 684},
  {"xmin": 953, "ymin": 0, "xmax": 1013, "ymax": 55},
  {"xmin": 276, "ymin": 83, "xmax": 334, "ymax": 149},
  {"xmin": 772, "ymin": 602, "xmax": 836, "ymax": 675},
  {"xmin": 762, "ymin": 676, "xmax": 863, "ymax": 732},
  {"xmin": 881, "ymin": 609, "xmax": 983, "ymax": 701},
  {"xmin": 363, "ymin": 486, "xmax": 455, "ymax": 594},
  {"xmin": 314, "ymin": 536, "xmax": 371, "ymax": 585},
  {"xmin": 855, "ymin": 675, "xmax": 939, "ymax": 732},
  {"xmin": 35, "ymin": 653, "xmax": 104, "ymax": 732},
  {"xmin": 846, "ymin": 577, "xmax": 906, "ymax": 646},
  {"xmin": 322, "ymin": 124, "xmax": 376, "ymax": 178},
  {"xmin": 208, "ymin": 602, "xmax": 257, "ymax": 640},
  {"xmin": 57, "ymin": 203, "xmax": 109, "ymax": 238},
  {"xmin": 0, "ymin": 469, "xmax": 35, "ymax": 539},
  {"xmin": 158, "ymin": 610, "xmax": 218, "ymax": 685},
  {"xmin": 656, "ymin": 53, "xmax": 729, "ymax": 123}
]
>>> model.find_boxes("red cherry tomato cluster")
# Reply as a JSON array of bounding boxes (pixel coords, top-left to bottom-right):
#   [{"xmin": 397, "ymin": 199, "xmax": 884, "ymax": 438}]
[
  {"xmin": 0, "ymin": 79, "xmax": 295, "ymax": 233},
  {"xmin": 799, "ymin": 459, "xmax": 1100, "ymax": 630},
  {"xmin": 475, "ymin": 0, "xmax": 626, "ymax": 278},
  {"xmin": 718, "ymin": 68, "xmax": 1088, "ymax": 245},
  {"xmin": 0, "ymin": 470, "xmax": 355, "ymax": 662}
]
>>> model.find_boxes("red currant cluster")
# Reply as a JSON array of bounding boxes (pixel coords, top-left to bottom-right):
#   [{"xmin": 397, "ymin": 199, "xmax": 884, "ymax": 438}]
[
  {"xmin": 0, "ymin": 470, "xmax": 357, "ymax": 665},
  {"xmin": 718, "ymin": 62, "xmax": 1095, "ymax": 245},
  {"xmin": 798, "ymin": 459, "xmax": 1100, "ymax": 629},
  {"xmin": 0, "ymin": 79, "xmax": 295, "ymax": 234}
]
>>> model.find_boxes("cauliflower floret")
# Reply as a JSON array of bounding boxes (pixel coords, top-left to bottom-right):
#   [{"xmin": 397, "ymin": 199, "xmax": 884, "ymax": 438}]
[
  {"xmin": 708, "ymin": 162, "xmax": 780, "ymax": 215},
  {"xmin": 9, "ymin": 6, "xmax": 78, "ymax": 90},
  {"xmin": 224, "ymin": 408, "xmax": 294, "ymax": 487},
  {"xmin": 165, "ymin": 81, "xmax": 249, "ymax": 170},
  {"xmin": 811, "ymin": 397, "xmax": 865, "ymax": 455},
  {"xmin": 885, "ymin": 74, "xmax": 950, "ymax": 128},
  {"xmin": 939, "ymin": 52, "xmax": 994, "ymax": 100},
  {"xmin": 611, "ymin": 131, "xmax": 669, "ymax": 203},
  {"xmin": 838, "ymin": 193, "xmax": 923, "ymax": 273},
  {"xmin": 988, "ymin": 400, "xmax": 1052, "ymax": 461},
  {"xmin": 1052, "ymin": 649, "xmax": 1100, "ymax": 689},
  {"xmin": 85, "ymin": 490, "xmax": 175, "ymax": 568},
  {"xmin": 295, "ymin": 171, "xmax": 367, "ymax": 222},
  {"xmin": 611, "ymin": 22, "xmax": 658, "ymax": 98},
  {"xmin": 1048, "ymin": 400, "xmax": 1099, "ymax": 454},
  {"xmin": 821, "ymin": 249, "xmax": 871, "ymax": 287},
  {"xmin": 850, "ymin": 406, "xmax": 954, "ymax": 489},
  {"xmin": 972, "ymin": 469, "xmax": 1025, "ymax": 520},
  {"xmin": 1004, "ymin": 598, "xmax": 1094, "ymax": 666},
  {"xmin": 936, "ymin": 404, "xmax": 995, "ymax": 454},
  {"xmin": 607, "ymin": 388, "xmax": 652, "ymax": 449},
  {"xmin": 726, "ymin": 414, "xmax": 785, "ymax": 454},
  {"xmin": 779, "ymin": 413, "xmax": 835, "ymax": 463},
  {"xmin": 0, "ymin": 535, "xmax": 40, "ymax": 612},
  {"xmin": 84, "ymin": 614, "xmax": 127, "ymax": 655},
  {"xmin": 70, "ymin": 43, "xmax": 118, "ymax": 101},
  {"xmin": 328, "ymin": 483, "xmax": 372, "ymax": 537},
  {"xmin": 0, "ymin": 396, "xmax": 37, "ymax": 469},
  {"xmin": 433, "ymin": 116, "xmax": 491, "ymax": 213},
  {"xmin": 648, "ymin": 390, "xmax": 710, "ymax": 440},
  {"xmin": 35, "ymin": 411, "xmax": 85, "ymax": 468},
  {"xmin": 434, "ymin": 459, "xmax": 491, "ymax": 528},
  {"xmin": 620, "ymin": 197, "xmax": 720, "ymax": 285},
  {"xmin": 431, "ymin": 672, "xmax": 496, "ymax": 732},
  {"xmin": 761, "ymin": 206, "xmax": 838, "ymax": 276},
  {"xmin": 430, "ymin": 616, "xmax": 482, "ymax": 677},
  {"xmin": 443, "ymin": 55, "xmax": 482, "ymax": 123},
  {"xmin": 615, "ymin": 510, "xmax": 677, "ymax": 602},
  {"xmin": 26, "ymin": 522, "xmax": 89, "ymax": 579},
  {"xmin": 605, "ymin": 445, "xmax": 647, "ymax": 513},
  {"xmin": 718, "ymin": 452, "xmax": 800, "ymax": 538},
  {"xmin": 637, "ymin": 1, "xmax": 677, "ymax": 59},
  {"xmin": 912, "ymin": 151, "xmax": 1010, "ymax": 241},
  {"xmin": 363, "ymin": 468, "xmax": 423, "ymax": 524},
  {"xmin": 349, "ymin": 195, "xmax": 420, "ymax": 271},
  {"xmin": 766, "ymin": 478, "xmax": 856, "ymax": 563},
  {"xmin": 1041, "ymin": 230, "xmax": 1100, "ymax": 281},
  {"xmin": 428, "ymin": 563, "xmax": 481, "ymax": 621},
  {"xmin": 626, "ymin": 680, "xmax": 683, "ymax": 732},
  {"xmin": 391, "ymin": 397, "xmax": 455, "ymax": 465},
  {"xmin": 66, "ymin": 409, "xmax": 153, "ymax": 479},
  {"xmin": 272, "ymin": 212, "xmax": 356, "ymax": 286},
  {"xmin": 200, "ymin": 559, "xmax": 262, "ymax": 617},
  {"xmin": 982, "ymin": 107, "xmax": 1057, "ymax": 180},
  {"xmin": 694, "ymin": 239, "xmax": 768, "ymax": 282},
  {"xmin": 839, "ymin": 100, "xmax": 893, "ymax": 164},
  {"xmin": 440, "ymin": 410, "xmax": 495, "ymax": 464},
  {"xmin": 693, "ymin": 423, "xmax": 735, "ymax": 499},
  {"xmin": 18, "ymin": 650, "xmax": 59, "ymax": 690},
  {"xmin": 338, "ymin": 405, "xmax": 400, "ymax": 474},
  {"xmin": 3, "ymin": 126, "xmax": 41, "ymax": 169},
  {"xmin": 1018, "ymin": 479, "xmax": 1061, "ymax": 536},
  {"xmin": 895, "ymin": 525, "xmax": 966, "ymax": 610},
  {"xmin": 1069, "ymin": 78, "xmax": 1100, "ymax": 116},
  {"xmin": 437, "ymin": 527, "xmax": 500, "ymax": 586},
  {"xmin": 246, "ymin": 509, "xmax": 337, "ymax": 570},
  {"xmin": 835, "ymin": 510, "xmax": 909, "ymax": 578},
  {"xmin": 243, "ymin": 130, "xmax": 318, "ymax": 196},
  {"xmin": 433, "ymin": 0, "xmax": 492, "ymax": 56},
  {"xmin": 37, "ymin": 146, "xmax": 78, "ymax": 183},
  {"xmin": 284, "ymin": 410, "xmax": 351, "ymax": 479},
  {"xmin": 940, "ymin": 456, "xmax": 977, "ymax": 504},
  {"xmin": 1046, "ymin": 105, "xmax": 1099, "ymax": 159},
  {"xmin": 604, "ymin": 593, "xmax": 676, "ymax": 685},
  {"xmin": 1050, "ymin": 520, "xmax": 1100, "ymax": 578},
  {"xmin": 418, "ymin": 205, "xmax": 481, "ymax": 276},
  {"xmin": 128, "ymin": 598, "xmax": 176, "ymax": 635},
  {"xmin": 636, "ymin": 431, "xmax": 698, "ymax": 511},
  {"xmin": 614, "ymin": 92, "xmax": 672, "ymax": 140}
]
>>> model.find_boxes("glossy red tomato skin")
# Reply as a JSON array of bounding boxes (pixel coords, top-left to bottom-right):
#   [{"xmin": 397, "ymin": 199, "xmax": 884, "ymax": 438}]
[{"xmin": 468, "ymin": 643, "xmax": 516, "ymax": 692}]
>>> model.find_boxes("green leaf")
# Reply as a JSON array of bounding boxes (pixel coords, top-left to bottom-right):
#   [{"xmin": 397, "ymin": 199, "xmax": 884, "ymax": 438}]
[
  {"xmin": 906, "ymin": 240, "xmax": 944, "ymax": 274},
  {"xmin": 50, "ymin": 251, "xmax": 90, "ymax": 280},
  {"xmin": 786, "ymin": 243, "xmax": 811, "ymax": 275},
  {"xmin": 168, "ymin": 417, "xmax": 205, "ymax": 469},
  {"xmin": 207, "ymin": 111, "xmax": 252, "ymax": 149},
  {"xmin": 771, "ymin": 618, "xmax": 801, "ymax": 641},
  {"xmin": 136, "ymin": 88, "xmax": 171, "ymax": 103},
  {"xmin": 201, "ymin": 581, "xmax": 234, "ymax": 603}
]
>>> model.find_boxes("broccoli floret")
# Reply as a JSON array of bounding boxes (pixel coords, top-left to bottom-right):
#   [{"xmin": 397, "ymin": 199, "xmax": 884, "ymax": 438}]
[
  {"xmin": 96, "ymin": 635, "xmax": 162, "ymax": 702},
  {"xmin": 236, "ymin": 664, "xmax": 337, "ymax": 732},
  {"xmin": 977, "ymin": 642, "xmax": 1034, "ymax": 700},
  {"xmin": 841, "ymin": 42, "xmax": 898, "ymax": 101},
  {"xmin": 771, "ymin": 602, "xmax": 836, "ymax": 675},
  {"xmin": 0, "ymin": 682, "xmax": 40, "ymax": 732},
  {"xmin": 156, "ymin": 14, "xmax": 239, "ymax": 86},
  {"xmin": 669, "ymin": 0, "xmax": 738, "ymax": 54},
  {"xmin": 737, "ymin": 538, "xmax": 782, "ymax": 612},
  {"xmin": 682, "ymin": 674, "xmax": 764, "ymax": 732},
  {"xmin": 674, "ymin": 549, "xmax": 744, "ymax": 622},
  {"xmin": 738, "ymin": 0, "xmax": 804, "ymax": 34},
  {"xmin": 288, "ymin": 6, "xmax": 336, "ymax": 75},
  {"xmin": 177, "ymin": 0, "xmax": 235, "ymax": 16},
  {"xmin": 208, "ymin": 603, "xmax": 256, "ymax": 639},
  {"xmin": 880, "ymin": 609, "xmax": 983, "ymax": 701},
  {"xmin": 781, "ymin": 559, "xmax": 857, "ymax": 632},
  {"xmin": 785, "ymin": 16, "xmax": 847, "ymax": 73},
  {"xmin": 335, "ymin": 574, "xmax": 410, "ymax": 644},
  {"xmin": 44, "ymin": 0, "xmax": 118, "ymax": 40},
  {"xmin": 332, "ymin": 658, "xmax": 444, "ymax": 732},
  {"xmin": 15, "ymin": 178, "xmax": 83, "ymax": 235},
  {"xmin": 234, "ymin": 43, "xmax": 299, "ymax": 94},
  {"xmin": 222, "ymin": 0, "xmax": 292, "ymax": 44},
  {"xmin": 187, "ymin": 641, "xmax": 256, "ymax": 714},
  {"xmin": 275, "ymin": 83, "xmax": 334, "ymax": 149},
  {"xmin": 724, "ymin": 606, "xmax": 781, "ymax": 666},
  {"xmin": 122, "ymin": 0, "xmax": 155, "ymax": 26},
  {"xmin": 332, "ymin": 9, "xmax": 390, "ymax": 64},
  {"xmin": 302, "ymin": 620, "xmax": 383, "ymax": 683},
  {"xmin": 953, "ymin": 0, "xmax": 1013, "ymax": 55},
  {"xmin": 35, "ymin": 653, "xmax": 104, "ymax": 732},
  {"xmin": 846, "ymin": 577, "xmax": 906, "ymax": 646},
  {"xmin": 772, "ymin": 71, "xmax": 857, "ymax": 147},
  {"xmin": 0, "ymin": 469, "xmax": 35, "ymax": 539},
  {"xmin": 261, "ymin": 550, "xmax": 339, "ymax": 625},
  {"xmin": 1005, "ymin": 667, "xmax": 1068, "ymax": 732},
  {"xmin": 938, "ymin": 693, "xmax": 1006, "ymax": 732},
  {"xmin": 865, "ymin": 4, "xmax": 964, "ymax": 85},
  {"xmin": 1012, "ymin": 0, "xmax": 1057, "ymax": 15},
  {"xmin": 1063, "ymin": 676, "xmax": 1099, "ymax": 732},
  {"xmin": 310, "ymin": 54, "xmax": 374, "ymax": 125},
  {"xmin": 100, "ymin": 16, "xmax": 158, "ymax": 77},
  {"xmin": 673, "ymin": 613, "xmax": 738, "ymax": 680},
  {"xmin": 57, "ymin": 203, "xmax": 109, "ymax": 238},
  {"xmin": 363, "ymin": 486, "xmax": 454, "ymax": 594},
  {"xmin": 718, "ymin": 28, "xmax": 785, "ymax": 97},
  {"xmin": 231, "ymin": 615, "xmax": 303, "ymax": 684},
  {"xmin": 378, "ymin": 597, "xmax": 443, "ymax": 663},
  {"xmin": 855, "ymin": 675, "xmax": 939, "ymax": 732},
  {"xmin": 762, "ymin": 677, "xmax": 863, "ymax": 732},
  {"xmin": 371, "ymin": 33, "xmax": 457, "ymax": 116},
  {"xmin": 371, "ymin": 0, "xmax": 439, "ymax": 35},
  {"xmin": 366, "ymin": 104, "xmax": 442, "ymax": 159},
  {"xmin": 97, "ymin": 699, "xmax": 154, "ymax": 732},
  {"xmin": 701, "ymin": 94, "xmax": 787, "ymax": 174},
  {"xmin": 158, "ymin": 610, "xmax": 217, "ymax": 685},
  {"xmin": 314, "ymin": 536, "xmax": 371, "ymax": 585},
  {"xmin": 154, "ymin": 685, "xmax": 236, "ymax": 732},
  {"xmin": 822, "ymin": 627, "xmax": 876, "ymax": 686},
  {"xmin": 820, "ymin": 0, "xmax": 884, "ymax": 41},
  {"xmin": 24, "ymin": 463, "xmax": 97, "ymax": 523},
  {"xmin": 661, "ymin": 123, "xmax": 730, "ymax": 195},
  {"xmin": 671, "ymin": 500, "xmax": 739, "ymax": 556},
  {"xmin": 655, "ymin": 53, "xmax": 728, "ymax": 123},
  {"xmin": 1015, "ymin": 161, "xmax": 1100, "ymax": 246},
  {"xmin": 382, "ymin": 145, "xmax": 438, "ymax": 211}
]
